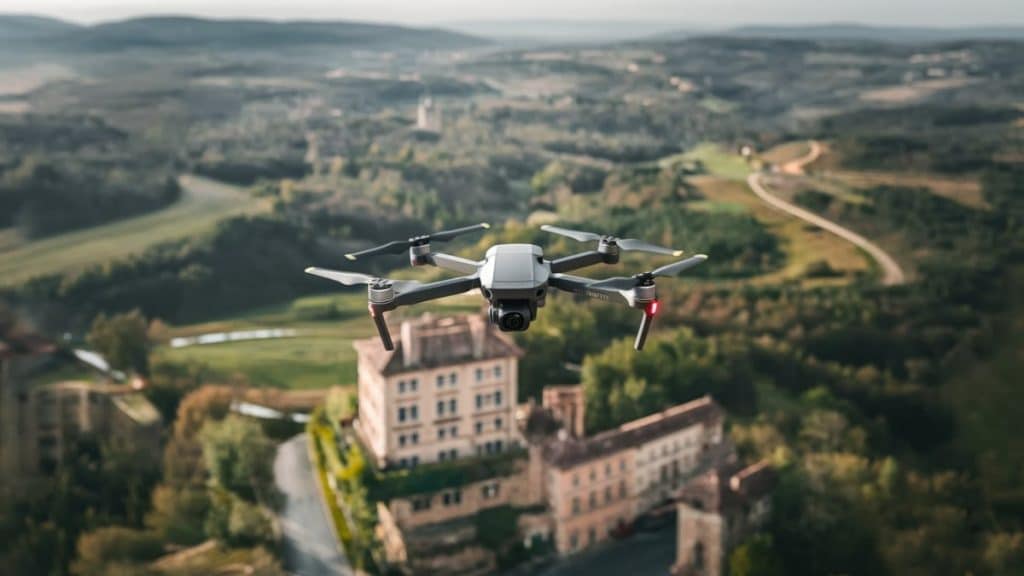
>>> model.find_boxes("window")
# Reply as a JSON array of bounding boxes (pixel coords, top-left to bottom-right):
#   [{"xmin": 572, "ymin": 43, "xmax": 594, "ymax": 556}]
[
  {"xmin": 476, "ymin": 394, "xmax": 483, "ymax": 408},
  {"xmin": 412, "ymin": 497, "xmax": 431, "ymax": 511},
  {"xmin": 605, "ymin": 463, "xmax": 612, "ymax": 477},
  {"xmin": 439, "ymin": 451, "xmax": 447, "ymax": 462},
  {"xmin": 605, "ymin": 486, "xmax": 613, "ymax": 503},
  {"xmin": 619, "ymin": 480, "xmax": 627, "ymax": 498},
  {"xmin": 482, "ymin": 482, "xmax": 500, "ymax": 499},
  {"xmin": 443, "ymin": 492, "xmax": 452, "ymax": 506},
  {"xmin": 572, "ymin": 473, "xmax": 580, "ymax": 487},
  {"xmin": 475, "ymin": 367, "xmax": 484, "ymax": 381},
  {"xmin": 453, "ymin": 489, "xmax": 462, "ymax": 504},
  {"xmin": 590, "ymin": 468, "xmax": 596, "ymax": 481},
  {"xmin": 451, "ymin": 426, "xmax": 458, "ymax": 437},
  {"xmin": 494, "ymin": 365, "xmax": 502, "ymax": 378},
  {"xmin": 475, "ymin": 422, "xmax": 483, "ymax": 434},
  {"xmin": 399, "ymin": 435, "xmax": 407, "ymax": 447},
  {"xmin": 399, "ymin": 458, "xmax": 408, "ymax": 468},
  {"xmin": 495, "ymin": 440, "xmax": 503, "ymax": 452},
  {"xmin": 449, "ymin": 372, "xmax": 457, "ymax": 385},
  {"xmin": 398, "ymin": 380, "xmax": 406, "ymax": 393},
  {"xmin": 411, "ymin": 456, "xmax": 419, "ymax": 466},
  {"xmin": 570, "ymin": 532, "xmax": 579, "ymax": 550},
  {"xmin": 589, "ymin": 492, "xmax": 597, "ymax": 508},
  {"xmin": 411, "ymin": 432, "xmax": 419, "ymax": 445},
  {"xmin": 572, "ymin": 497, "xmax": 581, "ymax": 514},
  {"xmin": 436, "ymin": 375, "xmax": 444, "ymax": 387},
  {"xmin": 443, "ymin": 489, "xmax": 461, "ymax": 507},
  {"xmin": 439, "ymin": 428, "xmax": 446, "ymax": 440},
  {"xmin": 398, "ymin": 407, "xmax": 407, "ymax": 422},
  {"xmin": 495, "ymin": 390, "xmax": 502, "ymax": 406},
  {"xmin": 449, "ymin": 398, "xmax": 457, "ymax": 413},
  {"xmin": 410, "ymin": 378, "xmax": 418, "ymax": 391},
  {"xmin": 620, "ymin": 458, "xmax": 626, "ymax": 472},
  {"xmin": 449, "ymin": 448, "xmax": 457, "ymax": 460},
  {"xmin": 410, "ymin": 405, "xmax": 418, "ymax": 420},
  {"xmin": 494, "ymin": 417, "xmax": 503, "ymax": 430},
  {"xmin": 588, "ymin": 527, "xmax": 596, "ymax": 545}
]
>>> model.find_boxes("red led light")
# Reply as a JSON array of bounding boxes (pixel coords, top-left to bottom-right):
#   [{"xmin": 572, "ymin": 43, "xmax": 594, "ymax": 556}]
[{"xmin": 646, "ymin": 300, "xmax": 660, "ymax": 316}]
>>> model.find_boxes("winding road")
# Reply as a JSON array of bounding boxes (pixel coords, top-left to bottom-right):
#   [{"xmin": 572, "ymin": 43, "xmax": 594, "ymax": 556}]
[
  {"xmin": 750, "ymin": 141, "xmax": 906, "ymax": 286},
  {"xmin": 274, "ymin": 434, "xmax": 353, "ymax": 576}
]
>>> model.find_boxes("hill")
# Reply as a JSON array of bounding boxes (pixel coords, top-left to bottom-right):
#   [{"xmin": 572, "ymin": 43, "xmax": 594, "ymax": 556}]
[
  {"xmin": 0, "ymin": 15, "xmax": 487, "ymax": 52},
  {"xmin": 723, "ymin": 23, "xmax": 1024, "ymax": 42},
  {"xmin": 0, "ymin": 14, "xmax": 79, "ymax": 41}
]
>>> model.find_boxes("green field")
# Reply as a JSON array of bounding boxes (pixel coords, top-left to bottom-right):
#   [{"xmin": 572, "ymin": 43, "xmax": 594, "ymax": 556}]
[
  {"xmin": 155, "ymin": 291, "xmax": 482, "ymax": 389},
  {"xmin": 0, "ymin": 175, "xmax": 266, "ymax": 286}
]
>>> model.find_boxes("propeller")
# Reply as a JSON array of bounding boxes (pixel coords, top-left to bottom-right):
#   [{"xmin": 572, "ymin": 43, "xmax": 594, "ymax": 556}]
[
  {"xmin": 304, "ymin": 267, "xmax": 421, "ymax": 293},
  {"xmin": 540, "ymin": 224, "xmax": 683, "ymax": 257},
  {"xmin": 344, "ymin": 223, "xmax": 490, "ymax": 261},
  {"xmin": 588, "ymin": 254, "xmax": 708, "ymax": 290}
]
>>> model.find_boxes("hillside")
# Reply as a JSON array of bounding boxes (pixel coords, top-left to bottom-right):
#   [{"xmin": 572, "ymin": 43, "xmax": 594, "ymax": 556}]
[
  {"xmin": 0, "ymin": 14, "xmax": 79, "ymax": 41},
  {"xmin": 725, "ymin": 23, "xmax": 1024, "ymax": 42},
  {"xmin": 0, "ymin": 15, "xmax": 487, "ymax": 52}
]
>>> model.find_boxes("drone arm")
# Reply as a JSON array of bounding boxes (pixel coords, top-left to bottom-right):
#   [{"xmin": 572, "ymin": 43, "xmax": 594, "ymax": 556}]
[
  {"xmin": 393, "ymin": 275, "xmax": 480, "ymax": 307},
  {"xmin": 548, "ymin": 274, "xmax": 631, "ymax": 305},
  {"xmin": 549, "ymin": 251, "xmax": 609, "ymax": 274},
  {"xmin": 425, "ymin": 253, "xmax": 484, "ymax": 275}
]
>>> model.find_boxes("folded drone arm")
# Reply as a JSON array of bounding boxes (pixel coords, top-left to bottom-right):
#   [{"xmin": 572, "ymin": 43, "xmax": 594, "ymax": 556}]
[
  {"xmin": 424, "ymin": 253, "xmax": 484, "ymax": 275},
  {"xmin": 394, "ymin": 275, "xmax": 481, "ymax": 306},
  {"xmin": 549, "ymin": 251, "xmax": 609, "ymax": 274},
  {"xmin": 548, "ymin": 274, "xmax": 632, "ymax": 305}
]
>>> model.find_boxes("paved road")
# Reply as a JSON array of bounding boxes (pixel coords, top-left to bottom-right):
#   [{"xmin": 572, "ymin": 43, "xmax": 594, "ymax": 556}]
[
  {"xmin": 274, "ymin": 434, "xmax": 353, "ymax": 576},
  {"xmin": 750, "ymin": 142, "xmax": 906, "ymax": 286}
]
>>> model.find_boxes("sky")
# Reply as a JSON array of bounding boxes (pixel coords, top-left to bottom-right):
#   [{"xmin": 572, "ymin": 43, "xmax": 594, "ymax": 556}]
[{"xmin": 3, "ymin": 0, "xmax": 1023, "ymax": 28}]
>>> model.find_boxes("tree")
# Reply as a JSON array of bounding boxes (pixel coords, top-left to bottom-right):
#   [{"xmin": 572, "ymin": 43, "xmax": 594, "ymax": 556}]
[
  {"xmin": 87, "ymin": 310, "xmax": 150, "ymax": 376},
  {"xmin": 984, "ymin": 532, "xmax": 1024, "ymax": 576},
  {"xmin": 198, "ymin": 415, "xmax": 276, "ymax": 501},
  {"xmin": 729, "ymin": 533, "xmax": 784, "ymax": 576}
]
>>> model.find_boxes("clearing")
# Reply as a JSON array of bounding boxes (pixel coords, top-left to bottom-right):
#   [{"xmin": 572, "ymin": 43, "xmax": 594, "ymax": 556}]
[{"xmin": 0, "ymin": 175, "xmax": 267, "ymax": 286}]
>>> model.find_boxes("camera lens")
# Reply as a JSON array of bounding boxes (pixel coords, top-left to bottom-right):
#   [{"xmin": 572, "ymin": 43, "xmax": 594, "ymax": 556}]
[{"xmin": 501, "ymin": 311, "xmax": 525, "ymax": 331}]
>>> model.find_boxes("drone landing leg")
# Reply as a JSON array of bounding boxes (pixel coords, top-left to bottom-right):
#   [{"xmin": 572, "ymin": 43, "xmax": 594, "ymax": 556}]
[
  {"xmin": 634, "ymin": 310, "xmax": 654, "ymax": 351},
  {"xmin": 369, "ymin": 304, "xmax": 394, "ymax": 350}
]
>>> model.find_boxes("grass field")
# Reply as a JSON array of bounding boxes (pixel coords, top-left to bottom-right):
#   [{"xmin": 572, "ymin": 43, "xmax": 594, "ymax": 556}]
[
  {"xmin": 155, "ymin": 291, "xmax": 482, "ymax": 389},
  {"xmin": 0, "ymin": 175, "xmax": 267, "ymax": 286},
  {"xmin": 666, "ymin": 143, "xmax": 751, "ymax": 181},
  {"xmin": 826, "ymin": 170, "xmax": 987, "ymax": 210}
]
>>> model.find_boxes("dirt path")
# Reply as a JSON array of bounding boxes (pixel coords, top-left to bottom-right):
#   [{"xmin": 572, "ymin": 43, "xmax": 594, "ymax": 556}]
[{"xmin": 750, "ymin": 141, "xmax": 906, "ymax": 286}]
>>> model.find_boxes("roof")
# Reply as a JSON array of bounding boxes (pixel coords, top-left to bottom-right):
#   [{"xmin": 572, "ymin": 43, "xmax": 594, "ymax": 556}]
[
  {"xmin": 544, "ymin": 396, "xmax": 723, "ymax": 469},
  {"xmin": 353, "ymin": 314, "xmax": 523, "ymax": 376},
  {"xmin": 112, "ymin": 393, "xmax": 162, "ymax": 426},
  {"xmin": 0, "ymin": 331, "xmax": 56, "ymax": 359},
  {"xmin": 677, "ymin": 459, "xmax": 777, "ymax": 513}
]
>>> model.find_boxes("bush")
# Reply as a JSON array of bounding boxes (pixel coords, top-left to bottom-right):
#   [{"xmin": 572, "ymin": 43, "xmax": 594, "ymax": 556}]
[{"xmin": 72, "ymin": 527, "xmax": 164, "ymax": 576}]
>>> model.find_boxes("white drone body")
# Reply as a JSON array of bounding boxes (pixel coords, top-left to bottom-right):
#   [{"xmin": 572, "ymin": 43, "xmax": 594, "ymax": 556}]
[{"xmin": 306, "ymin": 224, "xmax": 707, "ymax": 351}]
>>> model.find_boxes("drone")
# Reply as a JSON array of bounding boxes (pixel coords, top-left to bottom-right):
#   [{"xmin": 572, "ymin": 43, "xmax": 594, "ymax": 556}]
[{"xmin": 305, "ymin": 223, "xmax": 707, "ymax": 351}]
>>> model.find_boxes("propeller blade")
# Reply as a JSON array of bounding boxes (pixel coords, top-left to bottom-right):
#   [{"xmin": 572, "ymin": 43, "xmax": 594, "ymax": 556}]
[
  {"xmin": 588, "ymin": 276, "xmax": 639, "ymax": 290},
  {"xmin": 344, "ymin": 240, "xmax": 409, "ymax": 261},
  {"xmin": 540, "ymin": 225, "xmax": 602, "ymax": 242},
  {"xmin": 651, "ymin": 255, "xmax": 708, "ymax": 278},
  {"xmin": 617, "ymin": 238, "xmax": 684, "ymax": 257},
  {"xmin": 305, "ymin": 267, "xmax": 375, "ymax": 286},
  {"xmin": 431, "ymin": 222, "xmax": 490, "ymax": 242},
  {"xmin": 344, "ymin": 223, "xmax": 490, "ymax": 260}
]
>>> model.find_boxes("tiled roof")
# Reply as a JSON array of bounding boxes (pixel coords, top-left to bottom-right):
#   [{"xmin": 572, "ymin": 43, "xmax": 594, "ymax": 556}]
[
  {"xmin": 677, "ymin": 459, "xmax": 776, "ymax": 513},
  {"xmin": 354, "ymin": 314, "xmax": 523, "ymax": 375},
  {"xmin": 544, "ymin": 396, "xmax": 723, "ymax": 469}
]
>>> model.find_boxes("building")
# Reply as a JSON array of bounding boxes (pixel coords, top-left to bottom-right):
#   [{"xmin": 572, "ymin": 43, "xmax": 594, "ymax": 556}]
[
  {"xmin": 353, "ymin": 314, "xmax": 524, "ymax": 469},
  {"xmin": 672, "ymin": 461, "xmax": 776, "ymax": 576},
  {"xmin": 1, "ymin": 329, "xmax": 162, "ymax": 486},
  {"xmin": 542, "ymin": 395, "xmax": 732, "ymax": 555},
  {"xmin": 416, "ymin": 96, "xmax": 442, "ymax": 133}
]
